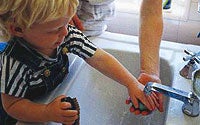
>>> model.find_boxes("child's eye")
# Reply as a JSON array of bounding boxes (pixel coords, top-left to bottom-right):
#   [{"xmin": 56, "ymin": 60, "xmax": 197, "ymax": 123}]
[
  {"xmin": 47, "ymin": 28, "xmax": 61, "ymax": 34},
  {"xmin": 47, "ymin": 24, "xmax": 68, "ymax": 34}
]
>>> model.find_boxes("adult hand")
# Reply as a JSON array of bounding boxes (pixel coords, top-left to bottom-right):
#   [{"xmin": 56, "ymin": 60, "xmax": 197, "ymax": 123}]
[
  {"xmin": 126, "ymin": 73, "xmax": 163, "ymax": 115},
  {"xmin": 138, "ymin": 73, "xmax": 163, "ymax": 112},
  {"xmin": 69, "ymin": 14, "xmax": 84, "ymax": 31}
]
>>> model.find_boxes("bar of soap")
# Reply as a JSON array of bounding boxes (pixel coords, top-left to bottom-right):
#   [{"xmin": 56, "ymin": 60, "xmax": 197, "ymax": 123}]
[{"xmin": 132, "ymin": 100, "xmax": 148, "ymax": 111}]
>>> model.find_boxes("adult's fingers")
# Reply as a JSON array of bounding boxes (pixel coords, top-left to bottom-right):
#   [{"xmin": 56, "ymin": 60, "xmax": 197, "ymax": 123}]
[{"xmin": 71, "ymin": 14, "xmax": 84, "ymax": 31}]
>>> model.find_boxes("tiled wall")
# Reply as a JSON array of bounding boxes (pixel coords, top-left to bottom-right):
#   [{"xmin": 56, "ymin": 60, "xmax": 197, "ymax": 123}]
[
  {"xmin": 107, "ymin": 0, "xmax": 200, "ymax": 45},
  {"xmin": 164, "ymin": 0, "xmax": 200, "ymax": 45}
]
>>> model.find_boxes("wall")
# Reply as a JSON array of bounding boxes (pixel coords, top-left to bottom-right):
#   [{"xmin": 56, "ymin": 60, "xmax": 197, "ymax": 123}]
[{"xmin": 106, "ymin": 0, "xmax": 200, "ymax": 45}]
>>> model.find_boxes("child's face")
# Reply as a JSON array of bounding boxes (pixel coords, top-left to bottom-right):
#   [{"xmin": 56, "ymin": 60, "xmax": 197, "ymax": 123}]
[{"xmin": 22, "ymin": 15, "xmax": 71, "ymax": 56}]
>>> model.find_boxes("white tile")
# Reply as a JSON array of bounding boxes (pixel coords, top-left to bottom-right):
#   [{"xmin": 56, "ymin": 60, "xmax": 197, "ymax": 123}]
[
  {"xmin": 191, "ymin": 0, "xmax": 198, "ymax": 2},
  {"xmin": 115, "ymin": 0, "xmax": 141, "ymax": 14},
  {"xmin": 198, "ymin": 0, "xmax": 200, "ymax": 12},
  {"xmin": 178, "ymin": 20, "xmax": 200, "ymax": 45},
  {"xmin": 107, "ymin": 12, "xmax": 139, "ymax": 36},
  {"xmin": 188, "ymin": 2, "xmax": 200, "ymax": 21},
  {"xmin": 163, "ymin": 0, "xmax": 190, "ymax": 21},
  {"xmin": 162, "ymin": 19, "xmax": 180, "ymax": 42},
  {"xmin": 107, "ymin": 0, "xmax": 200, "ymax": 45}
]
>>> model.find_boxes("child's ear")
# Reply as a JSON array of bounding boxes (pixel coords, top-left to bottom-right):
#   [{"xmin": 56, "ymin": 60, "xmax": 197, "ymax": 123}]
[{"xmin": 8, "ymin": 24, "xmax": 24, "ymax": 37}]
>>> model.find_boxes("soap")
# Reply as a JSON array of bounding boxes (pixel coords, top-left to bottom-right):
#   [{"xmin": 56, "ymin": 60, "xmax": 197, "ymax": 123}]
[{"xmin": 132, "ymin": 100, "xmax": 148, "ymax": 111}]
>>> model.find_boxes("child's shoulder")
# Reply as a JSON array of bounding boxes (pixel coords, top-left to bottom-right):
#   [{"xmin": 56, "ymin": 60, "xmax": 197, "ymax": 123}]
[
  {"xmin": 67, "ymin": 24, "xmax": 82, "ymax": 34},
  {"xmin": 1, "ymin": 38, "xmax": 43, "ymax": 71}
]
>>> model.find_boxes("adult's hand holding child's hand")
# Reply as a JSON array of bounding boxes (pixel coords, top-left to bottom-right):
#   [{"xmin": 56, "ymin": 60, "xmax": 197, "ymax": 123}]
[
  {"xmin": 45, "ymin": 95, "xmax": 78, "ymax": 124},
  {"xmin": 138, "ymin": 73, "xmax": 163, "ymax": 112},
  {"xmin": 126, "ymin": 73, "xmax": 163, "ymax": 115},
  {"xmin": 126, "ymin": 80, "xmax": 156, "ymax": 115}
]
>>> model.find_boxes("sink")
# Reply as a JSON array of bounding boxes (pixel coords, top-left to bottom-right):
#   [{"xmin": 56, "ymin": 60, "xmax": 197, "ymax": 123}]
[
  {"xmin": 16, "ymin": 31, "xmax": 200, "ymax": 125},
  {"xmin": 66, "ymin": 49, "xmax": 173, "ymax": 125},
  {"xmin": 16, "ymin": 32, "xmax": 175, "ymax": 125}
]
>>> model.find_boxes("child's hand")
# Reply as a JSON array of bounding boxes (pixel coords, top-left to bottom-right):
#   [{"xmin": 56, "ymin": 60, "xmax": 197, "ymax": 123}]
[
  {"xmin": 126, "ymin": 92, "xmax": 158, "ymax": 115},
  {"xmin": 126, "ymin": 97, "xmax": 151, "ymax": 115},
  {"xmin": 138, "ymin": 73, "xmax": 163, "ymax": 112},
  {"xmin": 126, "ymin": 82, "xmax": 156, "ymax": 115},
  {"xmin": 45, "ymin": 95, "xmax": 78, "ymax": 124},
  {"xmin": 125, "ymin": 73, "xmax": 163, "ymax": 115}
]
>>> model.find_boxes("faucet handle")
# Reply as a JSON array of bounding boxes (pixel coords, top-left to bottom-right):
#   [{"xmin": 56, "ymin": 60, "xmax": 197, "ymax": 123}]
[
  {"xmin": 180, "ymin": 49, "xmax": 200, "ymax": 79},
  {"xmin": 182, "ymin": 92, "xmax": 199, "ymax": 117},
  {"xmin": 183, "ymin": 49, "xmax": 200, "ymax": 63}
]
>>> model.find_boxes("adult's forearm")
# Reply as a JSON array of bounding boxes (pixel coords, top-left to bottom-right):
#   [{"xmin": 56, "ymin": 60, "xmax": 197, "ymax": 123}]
[{"xmin": 139, "ymin": 0, "xmax": 163, "ymax": 76}]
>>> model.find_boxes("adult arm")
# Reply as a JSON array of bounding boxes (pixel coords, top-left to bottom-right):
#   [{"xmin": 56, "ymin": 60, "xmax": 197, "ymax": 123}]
[
  {"xmin": 139, "ymin": 0, "xmax": 163, "ymax": 76},
  {"xmin": 139, "ymin": 0, "xmax": 163, "ymax": 112}
]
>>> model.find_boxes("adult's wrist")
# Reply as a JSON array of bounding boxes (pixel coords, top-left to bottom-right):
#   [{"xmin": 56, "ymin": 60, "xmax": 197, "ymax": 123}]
[{"xmin": 138, "ymin": 72, "xmax": 161, "ymax": 85}]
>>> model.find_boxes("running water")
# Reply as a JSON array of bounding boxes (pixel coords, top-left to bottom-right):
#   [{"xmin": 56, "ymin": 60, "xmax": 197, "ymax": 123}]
[
  {"xmin": 119, "ymin": 111, "xmax": 152, "ymax": 125},
  {"xmin": 119, "ymin": 111, "xmax": 129, "ymax": 125}
]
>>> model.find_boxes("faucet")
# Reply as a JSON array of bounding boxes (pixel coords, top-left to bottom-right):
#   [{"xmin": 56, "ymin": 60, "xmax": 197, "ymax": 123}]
[
  {"xmin": 179, "ymin": 49, "xmax": 200, "ymax": 79},
  {"xmin": 144, "ymin": 82, "xmax": 200, "ymax": 117},
  {"xmin": 192, "ymin": 69, "xmax": 200, "ymax": 99}
]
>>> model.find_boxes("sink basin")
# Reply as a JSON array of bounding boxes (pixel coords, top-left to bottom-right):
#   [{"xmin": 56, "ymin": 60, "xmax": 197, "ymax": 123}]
[
  {"xmin": 66, "ymin": 49, "xmax": 173, "ymax": 125},
  {"xmin": 16, "ymin": 32, "xmax": 175, "ymax": 125}
]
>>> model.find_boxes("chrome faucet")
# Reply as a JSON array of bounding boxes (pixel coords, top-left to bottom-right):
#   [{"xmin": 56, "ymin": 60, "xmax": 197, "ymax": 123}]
[
  {"xmin": 179, "ymin": 49, "xmax": 200, "ymax": 79},
  {"xmin": 192, "ymin": 69, "xmax": 200, "ymax": 98},
  {"xmin": 144, "ymin": 82, "xmax": 200, "ymax": 117}
]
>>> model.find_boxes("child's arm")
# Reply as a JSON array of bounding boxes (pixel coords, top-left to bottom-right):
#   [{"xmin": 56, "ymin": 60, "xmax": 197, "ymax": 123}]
[
  {"xmin": 85, "ymin": 48, "xmax": 155, "ymax": 111},
  {"xmin": 1, "ymin": 94, "xmax": 78, "ymax": 124}
]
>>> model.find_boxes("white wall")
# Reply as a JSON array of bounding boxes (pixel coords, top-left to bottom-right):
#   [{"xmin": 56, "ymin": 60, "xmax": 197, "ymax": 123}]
[
  {"xmin": 163, "ymin": 0, "xmax": 200, "ymax": 45},
  {"xmin": 107, "ymin": 0, "xmax": 200, "ymax": 45}
]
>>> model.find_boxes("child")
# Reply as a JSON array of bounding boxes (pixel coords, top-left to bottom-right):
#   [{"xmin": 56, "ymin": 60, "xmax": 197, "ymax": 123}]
[{"xmin": 0, "ymin": 0, "xmax": 157, "ymax": 124}]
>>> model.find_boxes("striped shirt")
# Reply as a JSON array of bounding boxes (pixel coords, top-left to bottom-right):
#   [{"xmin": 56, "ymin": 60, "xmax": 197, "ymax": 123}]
[{"xmin": 0, "ymin": 25, "xmax": 97, "ymax": 99}]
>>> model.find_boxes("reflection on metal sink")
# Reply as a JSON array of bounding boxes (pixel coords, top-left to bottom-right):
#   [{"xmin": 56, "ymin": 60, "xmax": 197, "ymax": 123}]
[{"xmin": 67, "ymin": 49, "xmax": 173, "ymax": 125}]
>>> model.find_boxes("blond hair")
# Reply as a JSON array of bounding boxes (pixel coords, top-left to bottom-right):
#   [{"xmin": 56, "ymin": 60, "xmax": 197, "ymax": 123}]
[{"xmin": 0, "ymin": 0, "xmax": 79, "ymax": 41}]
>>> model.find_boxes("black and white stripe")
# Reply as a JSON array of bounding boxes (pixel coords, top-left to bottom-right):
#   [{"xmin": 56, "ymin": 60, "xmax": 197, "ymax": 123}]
[
  {"xmin": 66, "ymin": 25, "xmax": 97, "ymax": 59},
  {"xmin": 1, "ymin": 56, "xmax": 29, "ymax": 97}
]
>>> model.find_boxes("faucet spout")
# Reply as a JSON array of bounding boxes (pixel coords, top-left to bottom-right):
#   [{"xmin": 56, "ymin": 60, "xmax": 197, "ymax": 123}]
[{"xmin": 144, "ymin": 82, "xmax": 199, "ymax": 117}]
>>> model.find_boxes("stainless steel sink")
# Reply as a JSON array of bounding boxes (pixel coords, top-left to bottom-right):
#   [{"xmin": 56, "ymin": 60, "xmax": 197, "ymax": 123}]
[
  {"xmin": 17, "ymin": 48, "xmax": 173, "ymax": 125},
  {"xmin": 66, "ymin": 49, "xmax": 173, "ymax": 125}
]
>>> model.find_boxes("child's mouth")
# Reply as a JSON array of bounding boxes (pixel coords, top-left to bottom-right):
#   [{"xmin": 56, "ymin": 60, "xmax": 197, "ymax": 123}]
[
  {"xmin": 55, "ymin": 39, "xmax": 63, "ymax": 45},
  {"xmin": 55, "ymin": 41, "xmax": 61, "ymax": 45}
]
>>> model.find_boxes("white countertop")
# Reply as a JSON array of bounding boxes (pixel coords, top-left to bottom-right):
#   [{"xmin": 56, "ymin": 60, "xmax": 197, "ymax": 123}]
[
  {"xmin": 17, "ymin": 32, "xmax": 200, "ymax": 125},
  {"xmin": 91, "ymin": 32, "xmax": 200, "ymax": 125}
]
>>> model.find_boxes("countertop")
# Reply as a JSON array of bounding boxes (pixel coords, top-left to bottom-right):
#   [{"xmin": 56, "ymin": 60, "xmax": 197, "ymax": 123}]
[
  {"xmin": 91, "ymin": 32, "xmax": 200, "ymax": 125},
  {"xmin": 17, "ymin": 32, "xmax": 200, "ymax": 125}
]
